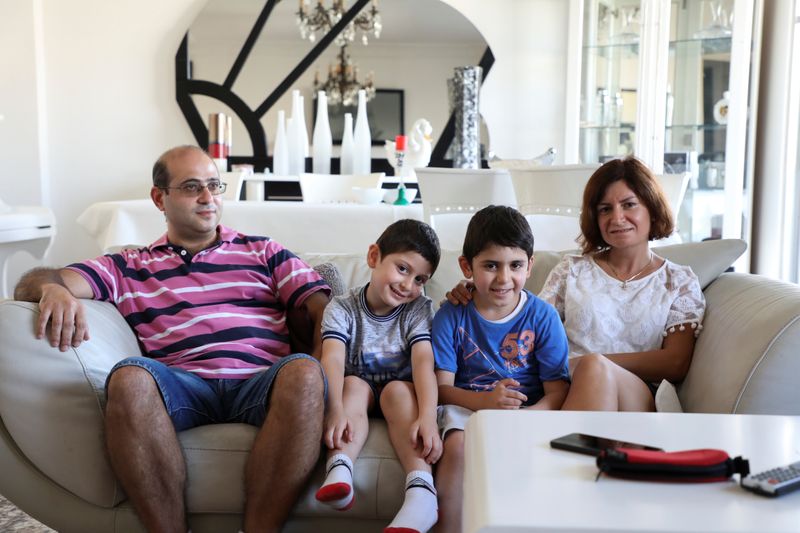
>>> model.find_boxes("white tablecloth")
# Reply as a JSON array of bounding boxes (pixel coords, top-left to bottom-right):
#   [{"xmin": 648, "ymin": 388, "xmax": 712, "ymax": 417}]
[{"xmin": 77, "ymin": 200, "xmax": 424, "ymax": 255}]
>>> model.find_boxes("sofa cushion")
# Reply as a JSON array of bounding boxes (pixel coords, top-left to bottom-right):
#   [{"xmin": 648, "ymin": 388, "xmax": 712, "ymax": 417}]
[{"xmin": 651, "ymin": 239, "xmax": 746, "ymax": 289}]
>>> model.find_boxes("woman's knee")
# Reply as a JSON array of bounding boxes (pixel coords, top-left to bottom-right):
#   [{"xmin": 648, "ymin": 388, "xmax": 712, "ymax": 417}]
[{"xmin": 572, "ymin": 353, "xmax": 615, "ymax": 382}]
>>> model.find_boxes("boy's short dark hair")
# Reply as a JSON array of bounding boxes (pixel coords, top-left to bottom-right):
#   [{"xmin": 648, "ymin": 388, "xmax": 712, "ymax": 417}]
[
  {"xmin": 462, "ymin": 205, "xmax": 534, "ymax": 262},
  {"xmin": 376, "ymin": 219, "xmax": 441, "ymax": 273}
]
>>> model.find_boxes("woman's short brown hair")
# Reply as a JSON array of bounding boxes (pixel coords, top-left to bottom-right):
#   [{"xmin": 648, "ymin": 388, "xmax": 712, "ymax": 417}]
[{"xmin": 578, "ymin": 156, "xmax": 674, "ymax": 254}]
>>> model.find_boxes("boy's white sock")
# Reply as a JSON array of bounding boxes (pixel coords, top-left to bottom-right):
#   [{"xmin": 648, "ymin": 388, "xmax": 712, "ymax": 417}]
[
  {"xmin": 384, "ymin": 470, "xmax": 438, "ymax": 533},
  {"xmin": 315, "ymin": 454, "xmax": 355, "ymax": 510}
]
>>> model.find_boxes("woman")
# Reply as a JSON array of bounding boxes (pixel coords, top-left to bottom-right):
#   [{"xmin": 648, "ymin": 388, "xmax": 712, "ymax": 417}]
[{"xmin": 447, "ymin": 156, "xmax": 705, "ymax": 411}]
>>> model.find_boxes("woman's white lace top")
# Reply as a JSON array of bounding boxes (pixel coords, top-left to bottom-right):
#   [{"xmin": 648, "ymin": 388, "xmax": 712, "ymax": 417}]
[{"xmin": 538, "ymin": 254, "xmax": 705, "ymax": 357}]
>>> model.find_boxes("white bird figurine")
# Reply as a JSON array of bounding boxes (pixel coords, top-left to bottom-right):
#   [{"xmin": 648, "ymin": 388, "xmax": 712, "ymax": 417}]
[
  {"xmin": 488, "ymin": 147, "xmax": 557, "ymax": 169},
  {"xmin": 385, "ymin": 118, "xmax": 433, "ymax": 180}
]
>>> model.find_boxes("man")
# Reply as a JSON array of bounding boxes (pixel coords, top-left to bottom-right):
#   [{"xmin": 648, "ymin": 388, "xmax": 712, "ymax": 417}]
[{"xmin": 14, "ymin": 145, "xmax": 330, "ymax": 532}]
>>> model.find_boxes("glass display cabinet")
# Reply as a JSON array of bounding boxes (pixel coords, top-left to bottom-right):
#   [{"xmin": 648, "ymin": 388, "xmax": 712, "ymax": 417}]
[{"xmin": 567, "ymin": 0, "xmax": 761, "ymax": 259}]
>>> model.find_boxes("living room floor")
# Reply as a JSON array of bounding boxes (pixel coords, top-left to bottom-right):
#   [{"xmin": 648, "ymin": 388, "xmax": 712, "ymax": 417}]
[{"xmin": 0, "ymin": 494, "xmax": 53, "ymax": 532}]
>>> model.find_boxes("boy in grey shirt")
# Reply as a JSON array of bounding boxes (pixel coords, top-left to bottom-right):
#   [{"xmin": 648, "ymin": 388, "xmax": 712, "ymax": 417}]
[{"xmin": 316, "ymin": 219, "xmax": 441, "ymax": 533}]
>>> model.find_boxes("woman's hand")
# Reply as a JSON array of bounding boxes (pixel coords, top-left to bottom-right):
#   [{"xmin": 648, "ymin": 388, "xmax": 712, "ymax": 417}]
[
  {"xmin": 484, "ymin": 378, "xmax": 528, "ymax": 409},
  {"xmin": 445, "ymin": 280, "xmax": 474, "ymax": 306},
  {"xmin": 410, "ymin": 414, "xmax": 443, "ymax": 464},
  {"xmin": 323, "ymin": 407, "xmax": 353, "ymax": 450}
]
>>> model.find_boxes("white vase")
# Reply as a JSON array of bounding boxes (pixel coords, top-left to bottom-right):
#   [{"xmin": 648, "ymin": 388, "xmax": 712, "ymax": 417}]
[
  {"xmin": 340, "ymin": 113, "xmax": 355, "ymax": 175},
  {"xmin": 312, "ymin": 91, "xmax": 332, "ymax": 174},
  {"xmin": 353, "ymin": 89, "xmax": 371, "ymax": 175},
  {"xmin": 287, "ymin": 90, "xmax": 305, "ymax": 175},
  {"xmin": 273, "ymin": 110, "xmax": 289, "ymax": 176},
  {"xmin": 299, "ymin": 95, "xmax": 310, "ymax": 158}
]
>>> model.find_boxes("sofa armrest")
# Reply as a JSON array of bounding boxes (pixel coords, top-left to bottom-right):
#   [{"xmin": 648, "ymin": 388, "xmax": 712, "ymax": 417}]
[
  {"xmin": 0, "ymin": 299, "xmax": 141, "ymax": 507},
  {"xmin": 679, "ymin": 273, "xmax": 800, "ymax": 414}
]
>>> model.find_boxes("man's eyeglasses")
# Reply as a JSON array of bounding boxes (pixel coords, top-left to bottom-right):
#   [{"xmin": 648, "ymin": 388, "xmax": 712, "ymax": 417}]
[{"xmin": 161, "ymin": 181, "xmax": 227, "ymax": 197}]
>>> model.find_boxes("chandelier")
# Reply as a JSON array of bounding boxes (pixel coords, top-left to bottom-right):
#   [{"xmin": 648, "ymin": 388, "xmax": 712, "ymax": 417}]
[
  {"xmin": 313, "ymin": 44, "xmax": 376, "ymax": 106},
  {"xmin": 296, "ymin": 0, "xmax": 382, "ymax": 46}
]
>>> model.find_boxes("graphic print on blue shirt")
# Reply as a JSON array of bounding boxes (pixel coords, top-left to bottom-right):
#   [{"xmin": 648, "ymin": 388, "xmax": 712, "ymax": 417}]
[{"xmin": 432, "ymin": 290, "xmax": 570, "ymax": 405}]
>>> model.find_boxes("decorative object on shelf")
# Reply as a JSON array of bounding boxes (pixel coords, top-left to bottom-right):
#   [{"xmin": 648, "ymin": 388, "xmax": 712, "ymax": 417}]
[
  {"xmin": 694, "ymin": 0, "xmax": 732, "ymax": 39},
  {"xmin": 312, "ymin": 91, "xmax": 333, "ymax": 174},
  {"xmin": 613, "ymin": 5, "xmax": 640, "ymax": 45},
  {"xmin": 713, "ymin": 90, "xmax": 730, "ymax": 125},
  {"xmin": 353, "ymin": 89, "xmax": 372, "ymax": 174},
  {"xmin": 340, "ymin": 112, "xmax": 355, "ymax": 174},
  {"xmin": 450, "ymin": 65, "xmax": 482, "ymax": 169},
  {"xmin": 287, "ymin": 90, "xmax": 308, "ymax": 176},
  {"xmin": 208, "ymin": 112, "xmax": 230, "ymax": 173},
  {"xmin": 391, "ymin": 135, "xmax": 410, "ymax": 205},
  {"xmin": 384, "ymin": 118, "xmax": 433, "ymax": 181},
  {"xmin": 296, "ymin": 0, "xmax": 382, "ymax": 46},
  {"xmin": 273, "ymin": 110, "xmax": 289, "ymax": 176},
  {"xmin": 488, "ymin": 147, "xmax": 557, "ymax": 170},
  {"xmin": 313, "ymin": 45, "xmax": 376, "ymax": 106}
]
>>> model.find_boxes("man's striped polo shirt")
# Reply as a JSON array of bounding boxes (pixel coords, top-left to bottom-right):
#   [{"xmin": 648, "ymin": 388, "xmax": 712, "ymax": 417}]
[{"xmin": 67, "ymin": 225, "xmax": 329, "ymax": 380}]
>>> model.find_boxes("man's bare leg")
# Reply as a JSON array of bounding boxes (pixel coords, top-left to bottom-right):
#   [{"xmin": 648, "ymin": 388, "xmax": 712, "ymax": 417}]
[
  {"xmin": 105, "ymin": 366, "xmax": 187, "ymax": 533},
  {"xmin": 244, "ymin": 358, "xmax": 325, "ymax": 532}
]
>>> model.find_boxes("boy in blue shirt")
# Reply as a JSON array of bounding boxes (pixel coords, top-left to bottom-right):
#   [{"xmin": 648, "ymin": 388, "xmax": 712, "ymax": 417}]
[{"xmin": 432, "ymin": 205, "xmax": 570, "ymax": 532}]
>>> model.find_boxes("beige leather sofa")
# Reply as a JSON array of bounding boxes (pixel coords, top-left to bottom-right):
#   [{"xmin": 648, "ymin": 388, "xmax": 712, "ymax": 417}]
[{"xmin": 1, "ymin": 239, "xmax": 799, "ymax": 532}]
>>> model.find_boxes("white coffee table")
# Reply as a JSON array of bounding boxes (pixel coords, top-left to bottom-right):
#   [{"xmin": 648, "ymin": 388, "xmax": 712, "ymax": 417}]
[{"xmin": 463, "ymin": 410, "xmax": 800, "ymax": 532}]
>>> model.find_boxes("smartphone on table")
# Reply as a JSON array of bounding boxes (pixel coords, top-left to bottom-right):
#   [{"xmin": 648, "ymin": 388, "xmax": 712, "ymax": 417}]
[{"xmin": 550, "ymin": 432, "xmax": 663, "ymax": 457}]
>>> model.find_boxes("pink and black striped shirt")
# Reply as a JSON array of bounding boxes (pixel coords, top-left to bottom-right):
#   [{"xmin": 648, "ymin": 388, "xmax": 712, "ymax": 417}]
[{"xmin": 67, "ymin": 225, "xmax": 329, "ymax": 379}]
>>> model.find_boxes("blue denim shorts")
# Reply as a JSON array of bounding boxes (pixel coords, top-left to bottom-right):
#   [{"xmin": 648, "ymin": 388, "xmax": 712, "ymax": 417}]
[{"xmin": 105, "ymin": 354, "xmax": 323, "ymax": 432}]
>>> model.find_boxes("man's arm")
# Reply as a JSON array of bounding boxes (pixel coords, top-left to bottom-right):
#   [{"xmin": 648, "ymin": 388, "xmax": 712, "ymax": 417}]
[
  {"xmin": 286, "ymin": 290, "xmax": 330, "ymax": 359},
  {"xmin": 14, "ymin": 267, "xmax": 94, "ymax": 351}
]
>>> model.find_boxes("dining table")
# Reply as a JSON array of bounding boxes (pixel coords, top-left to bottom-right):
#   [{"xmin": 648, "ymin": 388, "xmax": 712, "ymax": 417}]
[{"xmin": 77, "ymin": 199, "xmax": 424, "ymax": 255}]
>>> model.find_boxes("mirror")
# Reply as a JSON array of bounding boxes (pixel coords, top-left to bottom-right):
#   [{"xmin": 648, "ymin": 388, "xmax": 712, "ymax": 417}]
[{"xmin": 182, "ymin": 0, "xmax": 489, "ymax": 168}]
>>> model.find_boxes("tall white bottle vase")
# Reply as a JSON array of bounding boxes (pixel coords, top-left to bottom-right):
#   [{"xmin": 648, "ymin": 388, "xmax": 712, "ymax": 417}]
[
  {"xmin": 340, "ymin": 113, "xmax": 355, "ymax": 175},
  {"xmin": 288, "ymin": 90, "xmax": 305, "ymax": 175},
  {"xmin": 273, "ymin": 110, "xmax": 289, "ymax": 176},
  {"xmin": 312, "ymin": 92, "xmax": 332, "ymax": 174},
  {"xmin": 299, "ymin": 95, "xmax": 310, "ymax": 159},
  {"xmin": 353, "ymin": 90, "xmax": 371, "ymax": 175}
]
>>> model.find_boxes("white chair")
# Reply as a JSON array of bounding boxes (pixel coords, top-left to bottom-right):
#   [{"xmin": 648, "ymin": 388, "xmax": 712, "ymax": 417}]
[
  {"xmin": 0, "ymin": 200, "xmax": 56, "ymax": 298},
  {"xmin": 416, "ymin": 167, "xmax": 517, "ymax": 251},
  {"xmin": 653, "ymin": 172, "xmax": 691, "ymax": 245},
  {"xmin": 508, "ymin": 164, "xmax": 599, "ymax": 251},
  {"xmin": 299, "ymin": 172, "xmax": 385, "ymax": 203},
  {"xmin": 656, "ymin": 172, "xmax": 691, "ymax": 220}
]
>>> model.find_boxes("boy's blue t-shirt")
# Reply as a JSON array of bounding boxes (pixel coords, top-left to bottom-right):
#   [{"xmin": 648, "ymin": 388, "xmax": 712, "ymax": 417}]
[{"xmin": 432, "ymin": 290, "xmax": 570, "ymax": 405}]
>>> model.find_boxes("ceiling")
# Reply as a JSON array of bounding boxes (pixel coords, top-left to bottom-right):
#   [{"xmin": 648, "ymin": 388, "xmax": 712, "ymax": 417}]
[{"xmin": 193, "ymin": 0, "xmax": 485, "ymax": 45}]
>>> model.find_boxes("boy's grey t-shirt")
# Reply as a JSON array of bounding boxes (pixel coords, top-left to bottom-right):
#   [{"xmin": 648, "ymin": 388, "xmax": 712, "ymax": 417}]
[{"xmin": 321, "ymin": 284, "xmax": 434, "ymax": 386}]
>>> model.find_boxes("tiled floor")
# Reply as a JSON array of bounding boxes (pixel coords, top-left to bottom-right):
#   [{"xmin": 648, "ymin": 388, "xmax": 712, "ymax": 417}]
[{"xmin": 0, "ymin": 495, "xmax": 54, "ymax": 532}]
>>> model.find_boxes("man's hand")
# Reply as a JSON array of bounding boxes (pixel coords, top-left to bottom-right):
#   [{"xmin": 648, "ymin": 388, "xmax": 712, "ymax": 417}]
[
  {"xmin": 323, "ymin": 407, "xmax": 353, "ymax": 450},
  {"xmin": 37, "ymin": 283, "xmax": 90, "ymax": 351},
  {"xmin": 484, "ymin": 378, "xmax": 527, "ymax": 409},
  {"xmin": 410, "ymin": 415, "xmax": 443, "ymax": 464},
  {"xmin": 445, "ymin": 280, "xmax": 474, "ymax": 306}
]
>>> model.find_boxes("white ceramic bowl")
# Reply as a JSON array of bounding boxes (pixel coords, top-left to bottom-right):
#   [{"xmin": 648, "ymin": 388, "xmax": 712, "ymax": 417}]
[
  {"xmin": 382, "ymin": 187, "xmax": 418, "ymax": 204},
  {"xmin": 352, "ymin": 187, "xmax": 385, "ymax": 205}
]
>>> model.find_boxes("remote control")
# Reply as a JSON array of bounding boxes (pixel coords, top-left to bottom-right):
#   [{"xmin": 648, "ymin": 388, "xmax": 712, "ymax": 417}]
[{"xmin": 741, "ymin": 461, "xmax": 800, "ymax": 497}]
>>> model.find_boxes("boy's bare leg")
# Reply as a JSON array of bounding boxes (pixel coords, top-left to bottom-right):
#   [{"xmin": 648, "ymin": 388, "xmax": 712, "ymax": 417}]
[
  {"xmin": 244, "ymin": 358, "xmax": 325, "ymax": 532},
  {"xmin": 105, "ymin": 367, "xmax": 187, "ymax": 533},
  {"xmin": 381, "ymin": 381, "xmax": 438, "ymax": 533},
  {"xmin": 317, "ymin": 376, "xmax": 373, "ymax": 509},
  {"xmin": 433, "ymin": 430, "xmax": 464, "ymax": 533}
]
